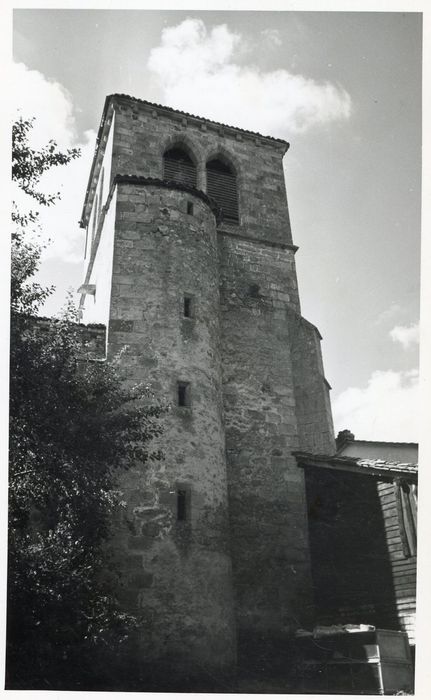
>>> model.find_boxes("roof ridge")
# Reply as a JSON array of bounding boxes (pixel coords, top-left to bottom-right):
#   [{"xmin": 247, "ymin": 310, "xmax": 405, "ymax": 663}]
[
  {"xmin": 81, "ymin": 93, "xmax": 289, "ymax": 226},
  {"xmin": 347, "ymin": 439, "xmax": 418, "ymax": 446},
  {"xmin": 110, "ymin": 93, "xmax": 289, "ymax": 146}
]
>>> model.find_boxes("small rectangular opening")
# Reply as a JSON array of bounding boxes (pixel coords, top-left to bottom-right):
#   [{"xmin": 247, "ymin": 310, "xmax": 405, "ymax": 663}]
[
  {"xmin": 183, "ymin": 295, "xmax": 193, "ymax": 318},
  {"xmin": 177, "ymin": 489, "xmax": 187, "ymax": 521},
  {"xmin": 187, "ymin": 201, "xmax": 194, "ymax": 215},
  {"xmin": 177, "ymin": 381, "xmax": 190, "ymax": 407}
]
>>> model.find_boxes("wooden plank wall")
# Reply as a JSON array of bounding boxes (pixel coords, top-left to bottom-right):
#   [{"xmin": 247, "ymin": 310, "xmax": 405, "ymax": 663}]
[{"xmin": 377, "ymin": 480, "xmax": 416, "ymax": 644}]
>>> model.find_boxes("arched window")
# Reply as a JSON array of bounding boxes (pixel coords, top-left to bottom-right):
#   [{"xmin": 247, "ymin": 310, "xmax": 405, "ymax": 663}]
[
  {"xmin": 206, "ymin": 157, "xmax": 239, "ymax": 224},
  {"xmin": 163, "ymin": 146, "xmax": 197, "ymax": 187}
]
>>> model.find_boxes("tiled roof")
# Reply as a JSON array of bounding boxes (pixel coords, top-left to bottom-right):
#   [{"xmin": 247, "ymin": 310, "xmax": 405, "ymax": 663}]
[
  {"xmin": 111, "ymin": 93, "xmax": 289, "ymax": 146},
  {"xmin": 80, "ymin": 93, "xmax": 288, "ymax": 227},
  {"xmin": 340, "ymin": 439, "xmax": 418, "ymax": 448},
  {"xmin": 356, "ymin": 458, "xmax": 418, "ymax": 474},
  {"xmin": 114, "ymin": 175, "xmax": 223, "ymax": 223},
  {"xmin": 294, "ymin": 451, "xmax": 418, "ymax": 477}
]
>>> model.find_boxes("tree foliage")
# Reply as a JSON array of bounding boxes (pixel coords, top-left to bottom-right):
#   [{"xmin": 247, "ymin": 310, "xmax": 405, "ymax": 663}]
[
  {"xmin": 8, "ymin": 118, "xmax": 165, "ymax": 689},
  {"xmin": 11, "ymin": 118, "xmax": 80, "ymax": 314}
]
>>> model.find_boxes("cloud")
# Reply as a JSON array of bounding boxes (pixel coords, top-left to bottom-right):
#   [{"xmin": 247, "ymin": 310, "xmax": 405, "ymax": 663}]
[
  {"xmin": 13, "ymin": 62, "xmax": 78, "ymax": 148},
  {"xmin": 12, "ymin": 62, "xmax": 96, "ymax": 264},
  {"xmin": 390, "ymin": 322, "xmax": 420, "ymax": 349},
  {"xmin": 261, "ymin": 29, "xmax": 283, "ymax": 47},
  {"xmin": 148, "ymin": 18, "xmax": 352, "ymax": 137},
  {"xmin": 332, "ymin": 369, "xmax": 419, "ymax": 442},
  {"xmin": 373, "ymin": 303, "xmax": 404, "ymax": 327}
]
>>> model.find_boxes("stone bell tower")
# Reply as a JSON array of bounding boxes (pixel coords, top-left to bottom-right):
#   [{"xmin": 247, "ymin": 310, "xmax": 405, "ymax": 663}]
[{"xmin": 78, "ymin": 94, "xmax": 335, "ymax": 677}]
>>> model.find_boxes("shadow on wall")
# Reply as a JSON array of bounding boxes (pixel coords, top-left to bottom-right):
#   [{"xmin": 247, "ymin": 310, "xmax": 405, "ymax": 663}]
[{"xmin": 304, "ymin": 468, "xmax": 399, "ymax": 631}]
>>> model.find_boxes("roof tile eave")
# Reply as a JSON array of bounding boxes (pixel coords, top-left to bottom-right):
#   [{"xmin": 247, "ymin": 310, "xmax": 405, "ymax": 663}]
[
  {"xmin": 113, "ymin": 174, "xmax": 223, "ymax": 223},
  {"xmin": 109, "ymin": 93, "xmax": 289, "ymax": 147},
  {"xmin": 293, "ymin": 450, "xmax": 418, "ymax": 475},
  {"xmin": 81, "ymin": 92, "xmax": 290, "ymax": 227}
]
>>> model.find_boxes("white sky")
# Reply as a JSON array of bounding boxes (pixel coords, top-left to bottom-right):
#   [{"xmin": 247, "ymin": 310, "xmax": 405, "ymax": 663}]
[{"xmin": 10, "ymin": 7, "xmax": 422, "ymax": 442}]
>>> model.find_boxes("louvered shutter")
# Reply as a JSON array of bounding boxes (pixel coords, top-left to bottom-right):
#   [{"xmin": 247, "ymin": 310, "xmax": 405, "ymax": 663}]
[
  {"xmin": 206, "ymin": 159, "xmax": 239, "ymax": 224},
  {"xmin": 163, "ymin": 148, "xmax": 197, "ymax": 187}
]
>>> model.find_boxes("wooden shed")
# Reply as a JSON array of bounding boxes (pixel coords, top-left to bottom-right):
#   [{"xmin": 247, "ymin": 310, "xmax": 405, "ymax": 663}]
[{"xmin": 295, "ymin": 452, "xmax": 417, "ymax": 651}]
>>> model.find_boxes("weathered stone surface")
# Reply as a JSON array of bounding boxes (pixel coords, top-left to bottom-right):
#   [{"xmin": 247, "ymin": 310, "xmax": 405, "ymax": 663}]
[
  {"xmin": 107, "ymin": 183, "xmax": 237, "ymax": 670},
  {"xmin": 287, "ymin": 313, "xmax": 336, "ymax": 454},
  {"xmin": 79, "ymin": 96, "xmax": 336, "ymax": 677},
  {"xmin": 100, "ymin": 98, "xmax": 294, "ymax": 249}
]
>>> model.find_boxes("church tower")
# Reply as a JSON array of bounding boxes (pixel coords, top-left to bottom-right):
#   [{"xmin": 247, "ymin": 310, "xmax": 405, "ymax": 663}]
[{"xmin": 79, "ymin": 94, "xmax": 335, "ymax": 677}]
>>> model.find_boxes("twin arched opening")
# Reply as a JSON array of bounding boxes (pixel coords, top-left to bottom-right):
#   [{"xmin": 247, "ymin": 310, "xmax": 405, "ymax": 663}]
[{"xmin": 162, "ymin": 144, "xmax": 239, "ymax": 224}]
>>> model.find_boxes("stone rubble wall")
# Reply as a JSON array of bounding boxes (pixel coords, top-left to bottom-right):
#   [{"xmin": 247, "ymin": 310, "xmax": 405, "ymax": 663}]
[
  {"xmin": 110, "ymin": 96, "xmax": 294, "ymax": 248},
  {"xmin": 107, "ymin": 182, "xmax": 237, "ymax": 671},
  {"xmin": 79, "ymin": 97, "xmax": 337, "ymax": 674},
  {"xmin": 219, "ymin": 233, "xmax": 316, "ymax": 652}
]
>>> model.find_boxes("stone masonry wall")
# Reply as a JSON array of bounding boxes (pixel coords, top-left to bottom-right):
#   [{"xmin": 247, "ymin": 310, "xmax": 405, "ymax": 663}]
[
  {"xmin": 287, "ymin": 314, "xmax": 336, "ymax": 455},
  {"xmin": 107, "ymin": 182, "xmax": 236, "ymax": 672},
  {"xmin": 80, "ymin": 96, "xmax": 337, "ymax": 675},
  {"xmin": 31, "ymin": 317, "xmax": 106, "ymax": 359},
  {"xmin": 109, "ymin": 96, "xmax": 293, "ymax": 248},
  {"xmin": 218, "ymin": 233, "xmax": 315, "ymax": 655}
]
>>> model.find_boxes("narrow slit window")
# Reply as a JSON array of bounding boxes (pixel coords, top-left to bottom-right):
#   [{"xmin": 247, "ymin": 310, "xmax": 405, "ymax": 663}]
[
  {"xmin": 183, "ymin": 295, "xmax": 193, "ymax": 318},
  {"xmin": 177, "ymin": 381, "xmax": 190, "ymax": 407},
  {"xmin": 177, "ymin": 490, "xmax": 187, "ymax": 521},
  {"xmin": 187, "ymin": 201, "xmax": 194, "ymax": 215}
]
